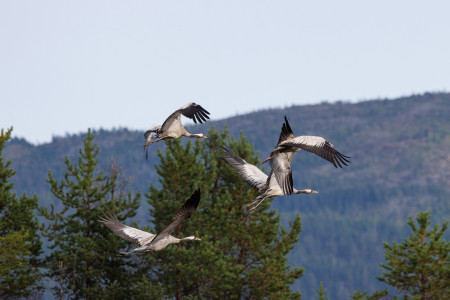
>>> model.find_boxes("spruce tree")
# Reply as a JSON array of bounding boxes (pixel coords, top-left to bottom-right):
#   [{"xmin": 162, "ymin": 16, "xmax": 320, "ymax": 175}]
[
  {"xmin": 352, "ymin": 211, "xmax": 449, "ymax": 299},
  {"xmin": 0, "ymin": 127, "xmax": 42, "ymax": 298},
  {"xmin": 144, "ymin": 127, "xmax": 304, "ymax": 299},
  {"xmin": 38, "ymin": 129, "xmax": 141, "ymax": 299},
  {"xmin": 316, "ymin": 282, "xmax": 329, "ymax": 300},
  {"xmin": 377, "ymin": 211, "xmax": 449, "ymax": 299}
]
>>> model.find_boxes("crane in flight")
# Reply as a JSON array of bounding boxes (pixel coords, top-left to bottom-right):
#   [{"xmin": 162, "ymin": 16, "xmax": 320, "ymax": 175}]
[
  {"xmin": 99, "ymin": 189, "xmax": 201, "ymax": 254},
  {"xmin": 144, "ymin": 102, "xmax": 210, "ymax": 158}
]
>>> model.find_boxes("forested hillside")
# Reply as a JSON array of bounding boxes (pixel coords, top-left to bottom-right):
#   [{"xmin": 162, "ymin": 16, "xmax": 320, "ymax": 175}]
[{"xmin": 4, "ymin": 93, "xmax": 450, "ymax": 298}]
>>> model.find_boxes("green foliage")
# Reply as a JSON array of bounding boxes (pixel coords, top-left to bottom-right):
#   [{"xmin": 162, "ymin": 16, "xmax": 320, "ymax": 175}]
[
  {"xmin": 377, "ymin": 211, "xmax": 450, "ymax": 299},
  {"xmin": 316, "ymin": 282, "xmax": 329, "ymax": 300},
  {"xmin": 4, "ymin": 93, "xmax": 450, "ymax": 298},
  {"xmin": 353, "ymin": 211, "xmax": 449, "ymax": 299},
  {"xmin": 0, "ymin": 127, "xmax": 42, "ymax": 298},
  {"xmin": 144, "ymin": 127, "xmax": 304, "ymax": 299},
  {"xmin": 351, "ymin": 289, "xmax": 388, "ymax": 300},
  {"xmin": 38, "ymin": 129, "xmax": 141, "ymax": 299}
]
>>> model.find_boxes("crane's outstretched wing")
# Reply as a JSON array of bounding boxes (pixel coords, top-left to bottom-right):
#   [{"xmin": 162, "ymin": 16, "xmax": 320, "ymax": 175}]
[
  {"xmin": 160, "ymin": 102, "xmax": 210, "ymax": 131},
  {"xmin": 99, "ymin": 212, "xmax": 156, "ymax": 246},
  {"xmin": 178, "ymin": 102, "xmax": 210, "ymax": 124},
  {"xmin": 218, "ymin": 146, "xmax": 267, "ymax": 192},
  {"xmin": 278, "ymin": 136, "xmax": 351, "ymax": 168},
  {"xmin": 262, "ymin": 116, "xmax": 295, "ymax": 164},
  {"xmin": 150, "ymin": 189, "xmax": 201, "ymax": 245}
]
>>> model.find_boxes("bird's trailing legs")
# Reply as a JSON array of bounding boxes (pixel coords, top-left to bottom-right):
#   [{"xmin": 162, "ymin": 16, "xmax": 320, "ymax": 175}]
[
  {"xmin": 246, "ymin": 188, "xmax": 318, "ymax": 211},
  {"xmin": 246, "ymin": 195, "xmax": 266, "ymax": 208},
  {"xmin": 247, "ymin": 195, "xmax": 268, "ymax": 212}
]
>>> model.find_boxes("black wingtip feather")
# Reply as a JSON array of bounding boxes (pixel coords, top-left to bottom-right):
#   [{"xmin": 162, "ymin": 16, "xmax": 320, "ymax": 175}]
[
  {"xmin": 199, "ymin": 109, "xmax": 210, "ymax": 118},
  {"xmin": 197, "ymin": 114, "xmax": 206, "ymax": 123},
  {"xmin": 288, "ymin": 174, "xmax": 293, "ymax": 195},
  {"xmin": 200, "ymin": 106, "xmax": 210, "ymax": 116},
  {"xmin": 277, "ymin": 116, "xmax": 294, "ymax": 144},
  {"xmin": 284, "ymin": 116, "xmax": 293, "ymax": 135},
  {"xmin": 342, "ymin": 154, "xmax": 351, "ymax": 163},
  {"xmin": 335, "ymin": 155, "xmax": 343, "ymax": 168},
  {"xmin": 337, "ymin": 154, "xmax": 349, "ymax": 166},
  {"xmin": 218, "ymin": 145, "xmax": 240, "ymax": 159},
  {"xmin": 186, "ymin": 189, "xmax": 201, "ymax": 209}
]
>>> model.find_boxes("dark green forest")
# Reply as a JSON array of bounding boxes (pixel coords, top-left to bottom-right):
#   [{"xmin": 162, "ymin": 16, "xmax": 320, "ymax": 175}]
[{"xmin": 3, "ymin": 93, "xmax": 450, "ymax": 298}]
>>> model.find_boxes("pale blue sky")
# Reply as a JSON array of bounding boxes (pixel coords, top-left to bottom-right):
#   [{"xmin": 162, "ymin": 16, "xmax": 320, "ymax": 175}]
[{"xmin": 1, "ymin": 1, "xmax": 449, "ymax": 144}]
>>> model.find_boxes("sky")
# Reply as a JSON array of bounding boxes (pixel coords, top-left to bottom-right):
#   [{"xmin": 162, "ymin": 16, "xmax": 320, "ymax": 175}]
[{"xmin": 1, "ymin": 1, "xmax": 449, "ymax": 145}]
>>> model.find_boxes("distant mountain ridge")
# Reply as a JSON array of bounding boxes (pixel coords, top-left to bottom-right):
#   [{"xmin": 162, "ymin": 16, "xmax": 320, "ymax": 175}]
[{"xmin": 4, "ymin": 92, "xmax": 450, "ymax": 299}]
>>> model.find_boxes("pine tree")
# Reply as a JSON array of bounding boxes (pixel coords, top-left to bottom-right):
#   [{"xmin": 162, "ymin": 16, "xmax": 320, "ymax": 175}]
[
  {"xmin": 377, "ymin": 211, "xmax": 449, "ymax": 299},
  {"xmin": 352, "ymin": 211, "xmax": 449, "ymax": 299},
  {"xmin": 38, "ymin": 129, "xmax": 141, "ymax": 299},
  {"xmin": 143, "ymin": 127, "xmax": 304, "ymax": 299},
  {"xmin": 351, "ymin": 289, "xmax": 387, "ymax": 300},
  {"xmin": 0, "ymin": 127, "xmax": 42, "ymax": 298},
  {"xmin": 316, "ymin": 282, "xmax": 329, "ymax": 300}
]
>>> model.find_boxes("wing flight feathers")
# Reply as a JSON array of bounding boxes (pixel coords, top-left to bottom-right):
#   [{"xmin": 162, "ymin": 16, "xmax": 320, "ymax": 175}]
[
  {"xmin": 277, "ymin": 116, "xmax": 295, "ymax": 144},
  {"xmin": 269, "ymin": 154, "xmax": 294, "ymax": 195},
  {"xmin": 151, "ymin": 189, "xmax": 201, "ymax": 245},
  {"xmin": 279, "ymin": 136, "xmax": 351, "ymax": 168},
  {"xmin": 218, "ymin": 146, "xmax": 268, "ymax": 191},
  {"xmin": 99, "ymin": 212, "xmax": 155, "ymax": 246},
  {"xmin": 179, "ymin": 102, "xmax": 211, "ymax": 124}
]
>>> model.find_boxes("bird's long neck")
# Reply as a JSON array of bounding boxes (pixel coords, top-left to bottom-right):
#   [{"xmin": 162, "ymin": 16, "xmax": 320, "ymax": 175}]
[
  {"xmin": 180, "ymin": 236, "xmax": 197, "ymax": 242},
  {"xmin": 293, "ymin": 188, "xmax": 312, "ymax": 194},
  {"xmin": 184, "ymin": 132, "xmax": 205, "ymax": 138},
  {"xmin": 192, "ymin": 133, "xmax": 204, "ymax": 138}
]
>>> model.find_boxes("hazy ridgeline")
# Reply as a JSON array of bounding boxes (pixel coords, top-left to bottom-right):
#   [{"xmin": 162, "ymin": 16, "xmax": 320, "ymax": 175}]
[{"xmin": 4, "ymin": 93, "xmax": 450, "ymax": 298}]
